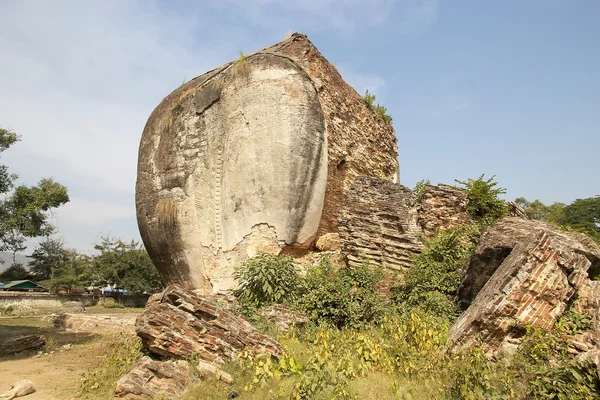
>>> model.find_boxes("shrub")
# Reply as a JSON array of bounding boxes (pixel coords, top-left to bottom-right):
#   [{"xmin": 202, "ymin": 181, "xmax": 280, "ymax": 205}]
[
  {"xmin": 455, "ymin": 174, "xmax": 508, "ymax": 224},
  {"xmin": 233, "ymin": 252, "xmax": 303, "ymax": 308},
  {"xmin": 79, "ymin": 334, "xmax": 142, "ymax": 396},
  {"xmin": 413, "ymin": 179, "xmax": 430, "ymax": 205},
  {"xmin": 98, "ymin": 297, "xmax": 125, "ymax": 308},
  {"xmin": 391, "ymin": 228, "xmax": 474, "ymax": 319},
  {"xmin": 362, "ymin": 90, "xmax": 391, "ymax": 123},
  {"xmin": 301, "ymin": 255, "xmax": 384, "ymax": 329},
  {"xmin": 555, "ymin": 309, "xmax": 593, "ymax": 335}
]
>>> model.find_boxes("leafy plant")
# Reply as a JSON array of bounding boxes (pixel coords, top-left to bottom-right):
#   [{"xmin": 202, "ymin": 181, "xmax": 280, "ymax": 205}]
[
  {"xmin": 391, "ymin": 228, "xmax": 474, "ymax": 319},
  {"xmin": 555, "ymin": 309, "xmax": 593, "ymax": 335},
  {"xmin": 79, "ymin": 334, "xmax": 142, "ymax": 396},
  {"xmin": 455, "ymin": 174, "xmax": 508, "ymax": 224},
  {"xmin": 301, "ymin": 255, "xmax": 384, "ymax": 328},
  {"xmin": 413, "ymin": 179, "xmax": 430, "ymax": 205},
  {"xmin": 233, "ymin": 252, "xmax": 303, "ymax": 308},
  {"xmin": 362, "ymin": 90, "xmax": 391, "ymax": 123}
]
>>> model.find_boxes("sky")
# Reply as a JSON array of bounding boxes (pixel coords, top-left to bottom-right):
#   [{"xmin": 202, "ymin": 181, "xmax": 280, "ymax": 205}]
[{"xmin": 0, "ymin": 0, "xmax": 598, "ymax": 253}]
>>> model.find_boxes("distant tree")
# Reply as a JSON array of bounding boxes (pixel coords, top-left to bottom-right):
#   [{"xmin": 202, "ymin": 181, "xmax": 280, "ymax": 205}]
[
  {"xmin": 28, "ymin": 238, "xmax": 69, "ymax": 281},
  {"xmin": 514, "ymin": 197, "xmax": 566, "ymax": 223},
  {"xmin": 50, "ymin": 250, "xmax": 92, "ymax": 293},
  {"xmin": 562, "ymin": 196, "xmax": 600, "ymax": 239},
  {"xmin": 0, "ymin": 264, "xmax": 30, "ymax": 281},
  {"xmin": 0, "ymin": 127, "xmax": 69, "ymax": 257},
  {"xmin": 93, "ymin": 236, "xmax": 163, "ymax": 294}
]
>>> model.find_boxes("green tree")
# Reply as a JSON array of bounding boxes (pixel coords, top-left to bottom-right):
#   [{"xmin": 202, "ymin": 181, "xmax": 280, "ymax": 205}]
[
  {"xmin": 93, "ymin": 237, "xmax": 163, "ymax": 294},
  {"xmin": 514, "ymin": 197, "xmax": 566, "ymax": 223},
  {"xmin": 0, "ymin": 127, "xmax": 69, "ymax": 258},
  {"xmin": 28, "ymin": 237, "xmax": 69, "ymax": 281},
  {"xmin": 455, "ymin": 174, "xmax": 507, "ymax": 224},
  {"xmin": 0, "ymin": 264, "xmax": 30, "ymax": 281},
  {"xmin": 562, "ymin": 196, "xmax": 600, "ymax": 238},
  {"xmin": 51, "ymin": 250, "xmax": 92, "ymax": 292}
]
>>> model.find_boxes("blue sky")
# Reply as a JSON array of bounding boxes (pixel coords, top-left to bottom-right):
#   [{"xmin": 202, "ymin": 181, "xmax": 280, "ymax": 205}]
[{"xmin": 0, "ymin": 0, "xmax": 598, "ymax": 252}]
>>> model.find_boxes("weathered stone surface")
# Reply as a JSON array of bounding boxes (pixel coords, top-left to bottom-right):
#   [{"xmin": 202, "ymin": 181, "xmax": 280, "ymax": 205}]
[
  {"xmin": 197, "ymin": 360, "xmax": 234, "ymax": 384},
  {"xmin": 0, "ymin": 335, "xmax": 45, "ymax": 356},
  {"xmin": 457, "ymin": 217, "xmax": 600, "ymax": 310},
  {"xmin": 315, "ymin": 233, "xmax": 341, "ymax": 252},
  {"xmin": 0, "ymin": 380, "xmax": 35, "ymax": 399},
  {"xmin": 449, "ymin": 229, "xmax": 600, "ymax": 355},
  {"xmin": 60, "ymin": 300, "xmax": 85, "ymax": 313},
  {"xmin": 416, "ymin": 184, "xmax": 470, "ymax": 238},
  {"xmin": 136, "ymin": 285, "xmax": 282, "ymax": 363},
  {"xmin": 258, "ymin": 304, "xmax": 309, "ymax": 332},
  {"xmin": 339, "ymin": 176, "xmax": 422, "ymax": 271},
  {"xmin": 53, "ymin": 313, "xmax": 137, "ymax": 335},
  {"xmin": 114, "ymin": 356, "xmax": 190, "ymax": 399},
  {"xmin": 136, "ymin": 33, "xmax": 399, "ymax": 293}
]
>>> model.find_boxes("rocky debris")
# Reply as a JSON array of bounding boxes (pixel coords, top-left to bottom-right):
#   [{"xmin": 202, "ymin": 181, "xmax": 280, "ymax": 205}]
[
  {"xmin": 576, "ymin": 349, "xmax": 600, "ymax": 380},
  {"xmin": 0, "ymin": 304, "xmax": 36, "ymax": 317},
  {"xmin": 416, "ymin": 184, "xmax": 470, "ymax": 238},
  {"xmin": 315, "ymin": 233, "xmax": 341, "ymax": 252},
  {"xmin": 449, "ymin": 227, "xmax": 600, "ymax": 356},
  {"xmin": 258, "ymin": 304, "xmax": 309, "ymax": 332},
  {"xmin": 136, "ymin": 285, "xmax": 283, "ymax": 363},
  {"xmin": 136, "ymin": 33, "xmax": 399, "ymax": 293},
  {"xmin": 60, "ymin": 301, "xmax": 85, "ymax": 313},
  {"xmin": 339, "ymin": 176, "xmax": 423, "ymax": 271},
  {"xmin": 0, "ymin": 335, "xmax": 45, "ymax": 356},
  {"xmin": 53, "ymin": 313, "xmax": 137, "ymax": 335},
  {"xmin": 0, "ymin": 380, "xmax": 35, "ymax": 399},
  {"xmin": 507, "ymin": 201, "xmax": 528, "ymax": 219},
  {"xmin": 114, "ymin": 356, "xmax": 190, "ymax": 400},
  {"xmin": 457, "ymin": 217, "xmax": 600, "ymax": 310},
  {"xmin": 197, "ymin": 360, "xmax": 234, "ymax": 384}
]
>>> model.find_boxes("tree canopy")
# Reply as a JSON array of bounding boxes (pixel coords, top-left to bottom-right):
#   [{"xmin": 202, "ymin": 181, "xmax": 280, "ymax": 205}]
[{"xmin": 0, "ymin": 127, "xmax": 69, "ymax": 261}]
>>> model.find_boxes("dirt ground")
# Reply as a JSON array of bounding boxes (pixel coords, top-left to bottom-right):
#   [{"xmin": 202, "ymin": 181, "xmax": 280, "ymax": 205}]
[{"xmin": 0, "ymin": 308, "xmax": 142, "ymax": 400}]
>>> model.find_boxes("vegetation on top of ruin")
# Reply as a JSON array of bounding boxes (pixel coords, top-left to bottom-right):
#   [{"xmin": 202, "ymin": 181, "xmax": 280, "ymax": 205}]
[{"xmin": 362, "ymin": 90, "xmax": 392, "ymax": 123}]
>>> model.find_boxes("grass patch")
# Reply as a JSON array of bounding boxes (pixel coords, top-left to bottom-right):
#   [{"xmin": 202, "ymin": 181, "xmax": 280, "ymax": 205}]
[
  {"xmin": 78, "ymin": 334, "xmax": 142, "ymax": 399},
  {"xmin": 155, "ymin": 199, "xmax": 178, "ymax": 228}
]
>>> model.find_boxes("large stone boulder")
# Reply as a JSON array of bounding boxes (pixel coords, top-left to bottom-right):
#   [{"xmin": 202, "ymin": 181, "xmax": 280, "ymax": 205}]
[
  {"xmin": 449, "ymin": 219, "xmax": 600, "ymax": 356},
  {"xmin": 457, "ymin": 217, "xmax": 600, "ymax": 310},
  {"xmin": 136, "ymin": 33, "xmax": 399, "ymax": 292},
  {"xmin": 114, "ymin": 356, "xmax": 191, "ymax": 399},
  {"xmin": 135, "ymin": 285, "xmax": 282, "ymax": 364}
]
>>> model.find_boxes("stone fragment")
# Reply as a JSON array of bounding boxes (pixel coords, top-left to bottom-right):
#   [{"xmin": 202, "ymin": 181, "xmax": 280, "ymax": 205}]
[
  {"xmin": 339, "ymin": 176, "xmax": 423, "ymax": 271},
  {"xmin": 315, "ymin": 233, "xmax": 341, "ymax": 251},
  {"xmin": 53, "ymin": 313, "xmax": 137, "ymax": 335},
  {"xmin": 60, "ymin": 301, "xmax": 85, "ymax": 313},
  {"xmin": 0, "ymin": 380, "xmax": 35, "ymax": 399},
  {"xmin": 0, "ymin": 335, "xmax": 45, "ymax": 356},
  {"xmin": 136, "ymin": 285, "xmax": 283, "ymax": 363},
  {"xmin": 196, "ymin": 360, "xmax": 234, "ymax": 384},
  {"xmin": 136, "ymin": 33, "xmax": 399, "ymax": 293},
  {"xmin": 449, "ymin": 230, "xmax": 600, "ymax": 356},
  {"xmin": 114, "ymin": 356, "xmax": 190, "ymax": 399},
  {"xmin": 416, "ymin": 184, "xmax": 470, "ymax": 238},
  {"xmin": 458, "ymin": 217, "xmax": 600, "ymax": 310},
  {"xmin": 258, "ymin": 304, "xmax": 309, "ymax": 332},
  {"xmin": 338, "ymin": 177, "xmax": 471, "ymax": 273}
]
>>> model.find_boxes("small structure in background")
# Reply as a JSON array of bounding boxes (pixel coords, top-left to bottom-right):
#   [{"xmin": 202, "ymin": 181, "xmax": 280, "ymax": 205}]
[{"xmin": 0, "ymin": 280, "xmax": 47, "ymax": 292}]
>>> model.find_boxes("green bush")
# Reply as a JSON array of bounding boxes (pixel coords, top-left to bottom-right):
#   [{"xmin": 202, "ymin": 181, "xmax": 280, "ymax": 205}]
[
  {"xmin": 455, "ymin": 174, "xmax": 508, "ymax": 224},
  {"xmin": 301, "ymin": 255, "xmax": 384, "ymax": 329},
  {"xmin": 555, "ymin": 309, "xmax": 594, "ymax": 335},
  {"xmin": 362, "ymin": 90, "xmax": 391, "ymax": 123},
  {"xmin": 391, "ymin": 228, "xmax": 474, "ymax": 319},
  {"xmin": 233, "ymin": 252, "xmax": 303, "ymax": 308}
]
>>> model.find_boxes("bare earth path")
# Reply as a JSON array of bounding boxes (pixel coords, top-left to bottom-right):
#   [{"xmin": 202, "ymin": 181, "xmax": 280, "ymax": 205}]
[{"xmin": 0, "ymin": 308, "xmax": 142, "ymax": 399}]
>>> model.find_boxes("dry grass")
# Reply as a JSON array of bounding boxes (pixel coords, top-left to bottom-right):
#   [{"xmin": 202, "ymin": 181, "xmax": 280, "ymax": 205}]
[{"xmin": 155, "ymin": 199, "xmax": 178, "ymax": 228}]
